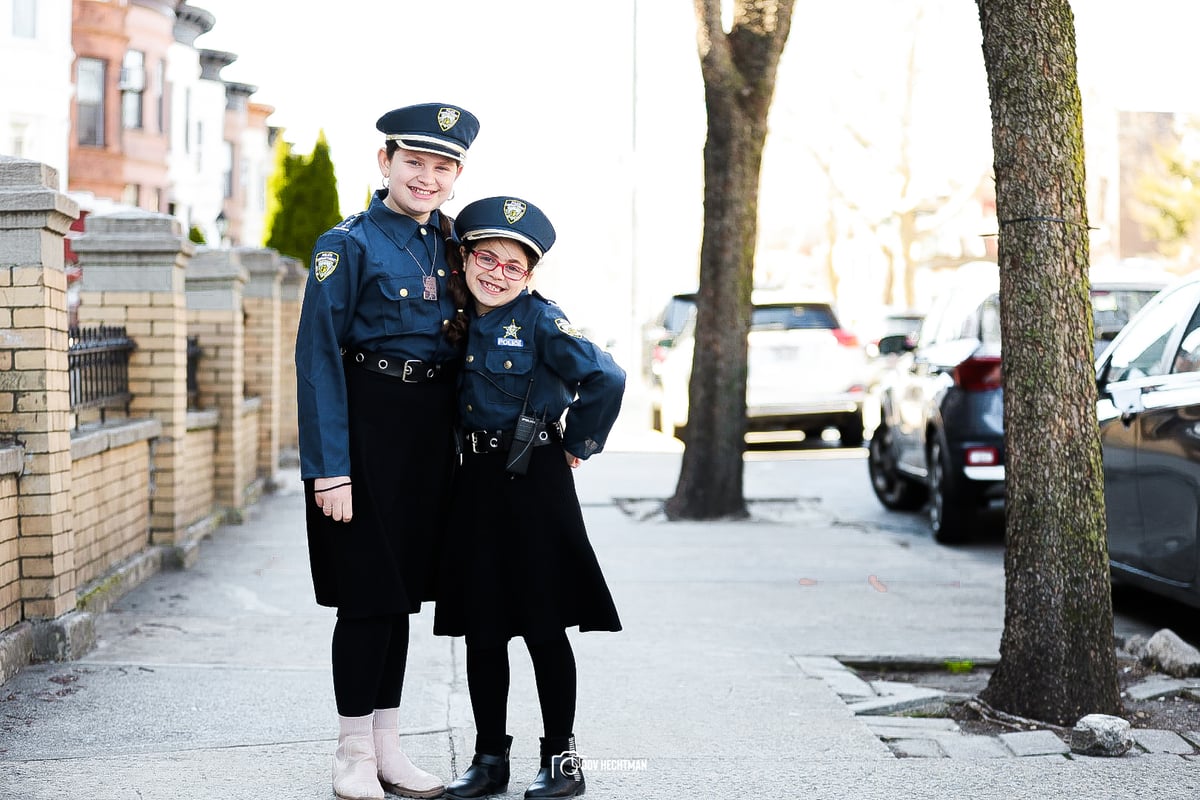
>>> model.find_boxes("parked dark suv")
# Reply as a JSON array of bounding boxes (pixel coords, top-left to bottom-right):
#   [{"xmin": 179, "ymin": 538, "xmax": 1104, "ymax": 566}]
[
  {"xmin": 866, "ymin": 261, "xmax": 1169, "ymax": 543},
  {"xmin": 867, "ymin": 262, "xmax": 1004, "ymax": 543}
]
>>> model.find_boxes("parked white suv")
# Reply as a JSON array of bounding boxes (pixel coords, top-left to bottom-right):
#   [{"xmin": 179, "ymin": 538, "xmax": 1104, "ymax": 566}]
[{"xmin": 651, "ymin": 291, "xmax": 868, "ymax": 445}]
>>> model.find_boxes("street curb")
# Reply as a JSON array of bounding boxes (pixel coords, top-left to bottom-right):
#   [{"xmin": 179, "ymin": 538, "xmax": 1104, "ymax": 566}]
[{"xmin": 0, "ymin": 621, "xmax": 33, "ymax": 685}]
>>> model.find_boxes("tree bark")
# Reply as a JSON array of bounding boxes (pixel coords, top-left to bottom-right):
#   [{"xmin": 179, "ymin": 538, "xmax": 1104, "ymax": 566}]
[
  {"xmin": 975, "ymin": 0, "xmax": 1122, "ymax": 725},
  {"xmin": 665, "ymin": 0, "xmax": 795, "ymax": 520}
]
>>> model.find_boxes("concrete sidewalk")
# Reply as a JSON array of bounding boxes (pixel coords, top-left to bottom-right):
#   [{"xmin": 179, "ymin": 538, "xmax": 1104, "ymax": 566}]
[{"xmin": 2, "ymin": 445, "xmax": 1198, "ymax": 799}]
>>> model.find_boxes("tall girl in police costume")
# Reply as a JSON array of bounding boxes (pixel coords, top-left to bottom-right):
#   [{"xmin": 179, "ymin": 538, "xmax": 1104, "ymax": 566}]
[
  {"xmin": 435, "ymin": 197, "xmax": 625, "ymax": 800},
  {"xmin": 295, "ymin": 103, "xmax": 479, "ymax": 800}
]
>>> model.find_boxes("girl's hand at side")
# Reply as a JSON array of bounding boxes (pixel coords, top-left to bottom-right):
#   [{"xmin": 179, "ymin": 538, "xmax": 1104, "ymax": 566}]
[{"xmin": 313, "ymin": 476, "xmax": 353, "ymax": 522}]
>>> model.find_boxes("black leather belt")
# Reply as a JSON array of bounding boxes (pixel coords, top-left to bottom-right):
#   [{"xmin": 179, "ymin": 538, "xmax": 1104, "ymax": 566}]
[
  {"xmin": 344, "ymin": 350, "xmax": 454, "ymax": 384},
  {"xmin": 463, "ymin": 422, "xmax": 563, "ymax": 455}
]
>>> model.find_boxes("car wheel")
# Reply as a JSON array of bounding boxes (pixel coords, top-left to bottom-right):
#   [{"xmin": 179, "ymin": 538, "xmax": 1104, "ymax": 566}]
[
  {"xmin": 838, "ymin": 412, "xmax": 864, "ymax": 447},
  {"xmin": 929, "ymin": 437, "xmax": 973, "ymax": 544},
  {"xmin": 867, "ymin": 424, "xmax": 927, "ymax": 510}
]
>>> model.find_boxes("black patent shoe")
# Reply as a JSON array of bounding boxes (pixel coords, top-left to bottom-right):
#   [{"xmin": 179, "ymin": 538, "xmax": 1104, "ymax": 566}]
[
  {"xmin": 524, "ymin": 746, "xmax": 585, "ymax": 799},
  {"xmin": 444, "ymin": 738, "xmax": 511, "ymax": 800}
]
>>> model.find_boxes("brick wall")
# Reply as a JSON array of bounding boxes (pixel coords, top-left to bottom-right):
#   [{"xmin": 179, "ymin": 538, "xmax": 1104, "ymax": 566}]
[
  {"xmin": 241, "ymin": 399, "xmax": 260, "ymax": 505},
  {"xmin": 70, "ymin": 439, "xmax": 151, "ymax": 587},
  {"xmin": 0, "ymin": 467, "xmax": 19, "ymax": 632},
  {"xmin": 243, "ymin": 294, "xmax": 278, "ymax": 479},
  {"xmin": 181, "ymin": 421, "xmax": 217, "ymax": 532}
]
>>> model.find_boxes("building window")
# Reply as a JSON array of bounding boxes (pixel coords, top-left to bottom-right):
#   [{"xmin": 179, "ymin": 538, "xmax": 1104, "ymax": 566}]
[
  {"xmin": 223, "ymin": 141, "xmax": 234, "ymax": 199},
  {"xmin": 77, "ymin": 58, "xmax": 106, "ymax": 147},
  {"xmin": 184, "ymin": 87, "xmax": 192, "ymax": 152},
  {"xmin": 120, "ymin": 50, "xmax": 145, "ymax": 130},
  {"xmin": 12, "ymin": 0, "xmax": 36, "ymax": 38},
  {"xmin": 155, "ymin": 60, "xmax": 167, "ymax": 134},
  {"xmin": 10, "ymin": 123, "xmax": 29, "ymax": 158},
  {"xmin": 122, "ymin": 184, "xmax": 140, "ymax": 207}
]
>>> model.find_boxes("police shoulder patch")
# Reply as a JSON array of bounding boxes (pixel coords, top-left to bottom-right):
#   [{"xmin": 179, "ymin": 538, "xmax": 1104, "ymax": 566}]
[
  {"xmin": 554, "ymin": 317, "xmax": 584, "ymax": 338},
  {"xmin": 314, "ymin": 251, "xmax": 340, "ymax": 282}
]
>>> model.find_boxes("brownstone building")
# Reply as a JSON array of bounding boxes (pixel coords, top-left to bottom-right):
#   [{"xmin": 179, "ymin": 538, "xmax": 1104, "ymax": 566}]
[{"xmin": 70, "ymin": 0, "xmax": 176, "ymax": 212}]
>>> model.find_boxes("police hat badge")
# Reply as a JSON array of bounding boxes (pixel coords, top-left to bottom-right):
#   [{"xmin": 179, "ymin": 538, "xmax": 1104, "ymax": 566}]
[{"xmin": 454, "ymin": 196, "xmax": 557, "ymax": 259}]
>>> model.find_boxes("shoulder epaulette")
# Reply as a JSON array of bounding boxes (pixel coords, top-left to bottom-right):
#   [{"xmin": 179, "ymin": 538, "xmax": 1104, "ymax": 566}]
[
  {"xmin": 531, "ymin": 289, "xmax": 556, "ymax": 305},
  {"xmin": 332, "ymin": 212, "xmax": 365, "ymax": 232}
]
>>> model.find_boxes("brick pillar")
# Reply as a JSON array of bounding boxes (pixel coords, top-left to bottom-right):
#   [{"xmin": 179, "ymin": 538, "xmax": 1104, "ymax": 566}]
[
  {"xmin": 240, "ymin": 248, "xmax": 284, "ymax": 487},
  {"xmin": 0, "ymin": 157, "xmax": 79, "ymax": 620},
  {"xmin": 186, "ymin": 248, "xmax": 248, "ymax": 519},
  {"xmin": 277, "ymin": 256, "xmax": 305, "ymax": 464},
  {"xmin": 70, "ymin": 210, "xmax": 194, "ymax": 548}
]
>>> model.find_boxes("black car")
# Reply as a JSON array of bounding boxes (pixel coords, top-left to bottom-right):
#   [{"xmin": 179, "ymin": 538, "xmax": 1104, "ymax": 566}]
[
  {"xmin": 867, "ymin": 261, "xmax": 1171, "ymax": 544},
  {"xmin": 867, "ymin": 262, "xmax": 1004, "ymax": 543},
  {"xmin": 1096, "ymin": 272, "xmax": 1200, "ymax": 609}
]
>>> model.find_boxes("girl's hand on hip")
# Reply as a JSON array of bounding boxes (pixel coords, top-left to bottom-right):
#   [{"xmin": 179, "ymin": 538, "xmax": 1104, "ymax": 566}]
[
  {"xmin": 314, "ymin": 475, "xmax": 354, "ymax": 523},
  {"xmin": 564, "ymin": 451, "xmax": 582, "ymax": 469}
]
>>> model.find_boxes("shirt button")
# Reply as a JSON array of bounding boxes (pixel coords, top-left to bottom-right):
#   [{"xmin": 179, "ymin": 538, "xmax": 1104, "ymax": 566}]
[
  {"xmin": 419, "ymin": 227, "xmax": 427, "ymax": 236},
  {"xmin": 399, "ymin": 288, "xmax": 409, "ymax": 297},
  {"xmin": 437, "ymin": 269, "xmax": 445, "ymax": 277},
  {"xmin": 504, "ymin": 360, "xmax": 513, "ymax": 369},
  {"xmin": 466, "ymin": 354, "xmax": 475, "ymax": 363},
  {"xmin": 466, "ymin": 404, "xmax": 473, "ymax": 412},
  {"xmin": 442, "ymin": 319, "xmax": 449, "ymax": 327}
]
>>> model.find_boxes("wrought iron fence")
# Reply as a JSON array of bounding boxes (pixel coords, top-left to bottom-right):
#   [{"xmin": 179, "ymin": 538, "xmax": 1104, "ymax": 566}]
[
  {"xmin": 187, "ymin": 335, "xmax": 202, "ymax": 409},
  {"xmin": 68, "ymin": 325, "xmax": 136, "ymax": 413}
]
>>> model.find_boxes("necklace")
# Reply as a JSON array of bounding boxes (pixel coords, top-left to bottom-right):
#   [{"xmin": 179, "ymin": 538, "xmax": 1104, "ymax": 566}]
[{"xmin": 402, "ymin": 231, "xmax": 438, "ymax": 301}]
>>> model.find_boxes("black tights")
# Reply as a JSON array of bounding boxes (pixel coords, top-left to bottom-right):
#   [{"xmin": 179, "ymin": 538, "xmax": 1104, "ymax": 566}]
[
  {"xmin": 466, "ymin": 632, "xmax": 577, "ymax": 753},
  {"xmin": 331, "ymin": 614, "xmax": 410, "ymax": 717}
]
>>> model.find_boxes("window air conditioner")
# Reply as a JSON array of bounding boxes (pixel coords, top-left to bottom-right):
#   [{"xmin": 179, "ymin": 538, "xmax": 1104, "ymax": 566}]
[{"xmin": 119, "ymin": 67, "xmax": 145, "ymax": 92}]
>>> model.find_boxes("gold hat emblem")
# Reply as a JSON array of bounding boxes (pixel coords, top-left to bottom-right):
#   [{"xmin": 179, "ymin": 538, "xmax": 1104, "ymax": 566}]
[
  {"xmin": 437, "ymin": 107, "xmax": 461, "ymax": 131},
  {"xmin": 503, "ymin": 199, "xmax": 527, "ymax": 224}
]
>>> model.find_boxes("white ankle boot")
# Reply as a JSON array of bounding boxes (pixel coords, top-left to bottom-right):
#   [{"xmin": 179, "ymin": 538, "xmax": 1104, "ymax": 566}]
[
  {"xmin": 373, "ymin": 707, "xmax": 445, "ymax": 799},
  {"xmin": 333, "ymin": 714, "xmax": 385, "ymax": 800}
]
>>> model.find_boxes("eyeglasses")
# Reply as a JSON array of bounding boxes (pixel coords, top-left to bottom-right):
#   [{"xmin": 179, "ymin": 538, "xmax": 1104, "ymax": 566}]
[{"xmin": 471, "ymin": 250, "xmax": 530, "ymax": 281}]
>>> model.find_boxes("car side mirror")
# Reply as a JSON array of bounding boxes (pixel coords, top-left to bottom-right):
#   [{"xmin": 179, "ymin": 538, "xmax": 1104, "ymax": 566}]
[{"xmin": 877, "ymin": 333, "xmax": 915, "ymax": 356}]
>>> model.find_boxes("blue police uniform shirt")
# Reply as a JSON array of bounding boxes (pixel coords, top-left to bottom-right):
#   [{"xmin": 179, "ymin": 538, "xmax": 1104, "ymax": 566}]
[
  {"xmin": 459, "ymin": 290, "xmax": 626, "ymax": 459},
  {"xmin": 295, "ymin": 190, "xmax": 461, "ymax": 479}
]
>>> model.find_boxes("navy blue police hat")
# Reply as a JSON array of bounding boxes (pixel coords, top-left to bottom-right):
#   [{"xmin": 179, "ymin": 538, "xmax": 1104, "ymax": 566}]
[
  {"xmin": 376, "ymin": 103, "xmax": 480, "ymax": 162},
  {"xmin": 454, "ymin": 197, "xmax": 557, "ymax": 259}
]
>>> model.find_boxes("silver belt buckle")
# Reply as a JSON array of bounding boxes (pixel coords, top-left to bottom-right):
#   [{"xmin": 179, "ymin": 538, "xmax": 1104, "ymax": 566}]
[
  {"xmin": 468, "ymin": 431, "xmax": 499, "ymax": 454},
  {"xmin": 401, "ymin": 359, "xmax": 421, "ymax": 383}
]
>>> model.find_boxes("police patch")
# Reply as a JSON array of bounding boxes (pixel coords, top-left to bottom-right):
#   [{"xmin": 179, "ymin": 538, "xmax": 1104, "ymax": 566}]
[
  {"xmin": 314, "ymin": 251, "xmax": 339, "ymax": 282},
  {"xmin": 503, "ymin": 199, "xmax": 527, "ymax": 224},
  {"xmin": 438, "ymin": 107, "xmax": 461, "ymax": 131},
  {"xmin": 555, "ymin": 318, "xmax": 584, "ymax": 338}
]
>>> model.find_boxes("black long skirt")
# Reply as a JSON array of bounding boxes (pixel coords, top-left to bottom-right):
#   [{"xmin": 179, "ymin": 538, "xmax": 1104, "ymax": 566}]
[
  {"xmin": 433, "ymin": 444, "xmax": 622, "ymax": 647},
  {"xmin": 305, "ymin": 363, "xmax": 456, "ymax": 618}
]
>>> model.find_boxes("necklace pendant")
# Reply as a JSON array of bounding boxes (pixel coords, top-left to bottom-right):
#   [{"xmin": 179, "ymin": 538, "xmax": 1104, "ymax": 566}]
[{"xmin": 422, "ymin": 275, "xmax": 438, "ymax": 301}]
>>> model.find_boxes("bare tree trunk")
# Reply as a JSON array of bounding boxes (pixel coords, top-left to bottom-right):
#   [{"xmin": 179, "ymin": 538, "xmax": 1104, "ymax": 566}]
[
  {"xmin": 666, "ymin": 0, "xmax": 795, "ymax": 520},
  {"xmin": 975, "ymin": 0, "xmax": 1121, "ymax": 725}
]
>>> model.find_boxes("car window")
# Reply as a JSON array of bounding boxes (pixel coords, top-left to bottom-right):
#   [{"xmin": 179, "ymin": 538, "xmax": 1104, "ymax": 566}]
[
  {"xmin": 980, "ymin": 294, "xmax": 1002, "ymax": 347},
  {"xmin": 751, "ymin": 304, "xmax": 838, "ymax": 331},
  {"xmin": 1092, "ymin": 287, "xmax": 1163, "ymax": 342},
  {"xmin": 1107, "ymin": 282, "xmax": 1200, "ymax": 382},
  {"xmin": 1173, "ymin": 304, "xmax": 1200, "ymax": 375},
  {"xmin": 929, "ymin": 290, "xmax": 979, "ymax": 345},
  {"xmin": 659, "ymin": 296, "xmax": 696, "ymax": 337}
]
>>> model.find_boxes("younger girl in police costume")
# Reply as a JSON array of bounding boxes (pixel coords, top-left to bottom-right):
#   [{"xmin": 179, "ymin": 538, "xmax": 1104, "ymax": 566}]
[{"xmin": 435, "ymin": 196, "xmax": 625, "ymax": 800}]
